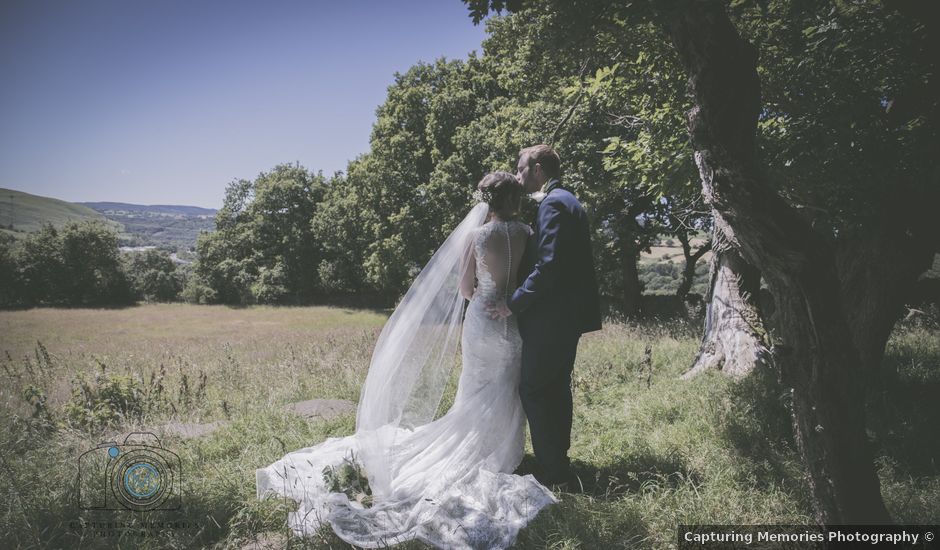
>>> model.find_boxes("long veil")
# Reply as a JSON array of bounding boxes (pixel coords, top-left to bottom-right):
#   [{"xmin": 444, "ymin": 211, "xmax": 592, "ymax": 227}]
[
  {"xmin": 356, "ymin": 201, "xmax": 489, "ymax": 498},
  {"xmin": 257, "ymin": 200, "xmax": 557, "ymax": 548}
]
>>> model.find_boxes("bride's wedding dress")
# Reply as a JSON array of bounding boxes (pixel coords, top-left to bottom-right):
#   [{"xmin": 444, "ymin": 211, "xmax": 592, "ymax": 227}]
[{"xmin": 256, "ymin": 204, "xmax": 556, "ymax": 549}]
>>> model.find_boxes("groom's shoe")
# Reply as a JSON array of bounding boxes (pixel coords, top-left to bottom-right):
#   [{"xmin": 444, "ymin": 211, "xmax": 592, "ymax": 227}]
[
  {"xmin": 545, "ymin": 474, "xmax": 584, "ymax": 494},
  {"xmin": 538, "ymin": 468, "xmax": 580, "ymax": 493}
]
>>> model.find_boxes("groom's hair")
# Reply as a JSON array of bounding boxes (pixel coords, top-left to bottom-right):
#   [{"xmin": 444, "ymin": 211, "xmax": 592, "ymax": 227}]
[{"xmin": 520, "ymin": 144, "xmax": 560, "ymax": 179}]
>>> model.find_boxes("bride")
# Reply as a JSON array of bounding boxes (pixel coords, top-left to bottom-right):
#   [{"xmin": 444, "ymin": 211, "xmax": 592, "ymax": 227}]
[{"xmin": 256, "ymin": 171, "xmax": 557, "ymax": 549}]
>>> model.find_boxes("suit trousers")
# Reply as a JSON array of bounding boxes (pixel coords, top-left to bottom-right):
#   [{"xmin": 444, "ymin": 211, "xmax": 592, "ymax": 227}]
[{"xmin": 518, "ymin": 327, "xmax": 581, "ymax": 481}]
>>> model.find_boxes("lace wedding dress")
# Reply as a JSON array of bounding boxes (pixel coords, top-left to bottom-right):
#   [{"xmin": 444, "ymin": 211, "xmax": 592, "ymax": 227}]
[{"xmin": 256, "ymin": 209, "xmax": 557, "ymax": 549}]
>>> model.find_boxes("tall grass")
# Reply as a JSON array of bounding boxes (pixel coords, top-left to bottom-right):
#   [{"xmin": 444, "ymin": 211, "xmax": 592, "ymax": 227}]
[{"xmin": 0, "ymin": 305, "xmax": 937, "ymax": 549}]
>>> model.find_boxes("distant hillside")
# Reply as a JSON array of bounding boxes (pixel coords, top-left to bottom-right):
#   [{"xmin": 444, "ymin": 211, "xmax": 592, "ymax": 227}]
[
  {"xmin": 0, "ymin": 187, "xmax": 122, "ymax": 239},
  {"xmin": 79, "ymin": 202, "xmax": 216, "ymax": 217},
  {"xmin": 79, "ymin": 201, "xmax": 217, "ymax": 252},
  {"xmin": 0, "ymin": 188, "xmax": 216, "ymax": 252}
]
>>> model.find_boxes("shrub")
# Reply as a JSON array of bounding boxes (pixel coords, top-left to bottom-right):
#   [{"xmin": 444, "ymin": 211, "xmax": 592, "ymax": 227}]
[
  {"xmin": 124, "ymin": 249, "xmax": 182, "ymax": 302},
  {"xmin": 251, "ymin": 263, "xmax": 290, "ymax": 304},
  {"xmin": 64, "ymin": 367, "xmax": 149, "ymax": 429},
  {"xmin": 182, "ymin": 273, "xmax": 219, "ymax": 304}
]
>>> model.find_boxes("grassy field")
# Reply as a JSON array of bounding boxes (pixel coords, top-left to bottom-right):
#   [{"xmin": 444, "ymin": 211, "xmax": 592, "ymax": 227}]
[{"xmin": 1, "ymin": 304, "xmax": 937, "ymax": 549}]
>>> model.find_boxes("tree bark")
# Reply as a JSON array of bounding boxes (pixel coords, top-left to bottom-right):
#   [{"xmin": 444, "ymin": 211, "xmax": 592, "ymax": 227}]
[
  {"xmin": 661, "ymin": 0, "xmax": 891, "ymax": 524},
  {"xmin": 839, "ymin": 0, "xmax": 940, "ymax": 382},
  {"xmin": 682, "ymin": 223, "xmax": 767, "ymax": 379},
  {"xmin": 837, "ymin": 225, "xmax": 938, "ymax": 383}
]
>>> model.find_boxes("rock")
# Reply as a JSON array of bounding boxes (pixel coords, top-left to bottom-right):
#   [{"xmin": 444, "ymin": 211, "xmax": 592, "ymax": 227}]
[
  {"xmin": 240, "ymin": 532, "xmax": 288, "ymax": 549},
  {"xmin": 107, "ymin": 421, "xmax": 228, "ymax": 443},
  {"xmin": 285, "ymin": 399, "xmax": 356, "ymax": 421},
  {"xmin": 159, "ymin": 420, "xmax": 226, "ymax": 439}
]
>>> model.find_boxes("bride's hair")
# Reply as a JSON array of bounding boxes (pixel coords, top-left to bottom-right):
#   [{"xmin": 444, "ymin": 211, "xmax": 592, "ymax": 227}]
[{"xmin": 477, "ymin": 171, "xmax": 522, "ymax": 217}]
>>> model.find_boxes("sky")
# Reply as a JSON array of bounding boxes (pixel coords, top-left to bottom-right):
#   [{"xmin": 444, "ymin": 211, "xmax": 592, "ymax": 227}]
[{"xmin": 0, "ymin": 1, "xmax": 488, "ymax": 209}]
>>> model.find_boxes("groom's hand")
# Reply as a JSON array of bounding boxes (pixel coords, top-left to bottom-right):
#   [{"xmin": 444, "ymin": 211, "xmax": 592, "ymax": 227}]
[{"xmin": 485, "ymin": 301, "xmax": 512, "ymax": 320}]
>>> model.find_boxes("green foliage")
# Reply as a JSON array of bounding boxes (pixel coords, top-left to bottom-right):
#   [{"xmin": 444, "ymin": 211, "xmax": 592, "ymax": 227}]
[
  {"xmin": 22, "ymin": 384, "xmax": 51, "ymax": 421},
  {"xmin": 193, "ymin": 164, "xmax": 326, "ymax": 304},
  {"xmin": 457, "ymin": 0, "xmax": 937, "ymax": 312},
  {"xmin": 321, "ymin": 451, "xmax": 373, "ymax": 507},
  {"xmin": 181, "ymin": 272, "xmax": 218, "ymax": 304},
  {"xmin": 124, "ymin": 248, "xmax": 183, "ymax": 302},
  {"xmin": 639, "ymin": 259, "xmax": 709, "ymax": 295},
  {"xmin": 186, "ymin": 6, "xmax": 709, "ymax": 307},
  {"xmin": 8, "ymin": 220, "xmax": 134, "ymax": 307},
  {"xmin": 89, "ymin": 205, "xmax": 216, "ymax": 252},
  {"xmin": 63, "ymin": 367, "xmax": 150, "ymax": 429},
  {"xmin": 731, "ymin": 0, "xmax": 937, "ymax": 234},
  {"xmin": 311, "ymin": 172, "xmax": 370, "ymax": 293},
  {"xmin": 250, "ymin": 263, "xmax": 290, "ymax": 305},
  {"xmin": 314, "ymin": 14, "xmax": 680, "ymax": 303},
  {"xmin": 184, "ymin": 0, "xmax": 935, "ymax": 312},
  {"xmin": 0, "ymin": 232, "xmax": 18, "ymax": 306}
]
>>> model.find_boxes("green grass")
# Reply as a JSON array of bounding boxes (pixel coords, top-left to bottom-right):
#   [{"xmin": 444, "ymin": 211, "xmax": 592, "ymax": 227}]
[{"xmin": 0, "ymin": 305, "xmax": 937, "ymax": 549}]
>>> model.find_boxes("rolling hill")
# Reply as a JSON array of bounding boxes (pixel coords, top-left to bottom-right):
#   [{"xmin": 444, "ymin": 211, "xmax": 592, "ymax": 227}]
[
  {"xmin": 79, "ymin": 201, "xmax": 217, "ymax": 252},
  {"xmin": 0, "ymin": 188, "xmax": 216, "ymax": 252},
  {"xmin": 0, "ymin": 187, "xmax": 122, "ymax": 238},
  {"xmin": 79, "ymin": 201, "xmax": 216, "ymax": 217}
]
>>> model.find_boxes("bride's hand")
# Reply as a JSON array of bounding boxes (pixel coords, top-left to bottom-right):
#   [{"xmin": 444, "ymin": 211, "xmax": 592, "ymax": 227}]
[{"xmin": 485, "ymin": 301, "xmax": 512, "ymax": 319}]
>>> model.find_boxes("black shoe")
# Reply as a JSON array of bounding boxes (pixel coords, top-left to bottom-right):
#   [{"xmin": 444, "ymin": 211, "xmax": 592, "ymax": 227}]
[{"xmin": 537, "ymin": 469, "xmax": 579, "ymax": 492}]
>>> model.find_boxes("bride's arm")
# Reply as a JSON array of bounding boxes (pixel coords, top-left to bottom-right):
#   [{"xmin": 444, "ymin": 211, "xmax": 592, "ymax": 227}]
[{"xmin": 459, "ymin": 234, "xmax": 476, "ymax": 301}]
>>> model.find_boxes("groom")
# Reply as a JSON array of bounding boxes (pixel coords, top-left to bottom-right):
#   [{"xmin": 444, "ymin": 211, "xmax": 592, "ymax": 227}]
[{"xmin": 490, "ymin": 144, "xmax": 602, "ymax": 486}]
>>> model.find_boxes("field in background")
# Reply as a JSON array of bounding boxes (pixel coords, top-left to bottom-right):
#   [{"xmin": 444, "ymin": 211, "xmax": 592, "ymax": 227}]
[
  {"xmin": 1, "ymin": 304, "xmax": 937, "ymax": 549},
  {"xmin": 638, "ymin": 235, "xmax": 712, "ymax": 296}
]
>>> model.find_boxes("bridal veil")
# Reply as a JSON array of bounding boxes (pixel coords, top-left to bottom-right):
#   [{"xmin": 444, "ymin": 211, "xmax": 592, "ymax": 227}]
[{"xmin": 256, "ymin": 201, "xmax": 556, "ymax": 549}]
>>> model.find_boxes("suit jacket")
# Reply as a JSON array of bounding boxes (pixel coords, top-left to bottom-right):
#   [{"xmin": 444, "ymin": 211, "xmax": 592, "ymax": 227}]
[{"xmin": 509, "ymin": 180, "xmax": 602, "ymax": 336}]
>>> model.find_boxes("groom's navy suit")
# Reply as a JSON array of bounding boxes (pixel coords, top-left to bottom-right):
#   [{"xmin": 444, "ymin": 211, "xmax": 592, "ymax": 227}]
[{"xmin": 509, "ymin": 179, "xmax": 601, "ymax": 482}]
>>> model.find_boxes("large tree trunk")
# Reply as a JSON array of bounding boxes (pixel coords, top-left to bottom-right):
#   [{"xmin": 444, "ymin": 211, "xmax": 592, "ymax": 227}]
[
  {"xmin": 840, "ymin": 0, "xmax": 940, "ymax": 382},
  {"xmin": 682, "ymin": 223, "xmax": 767, "ymax": 379},
  {"xmin": 662, "ymin": 0, "xmax": 891, "ymax": 524},
  {"xmin": 837, "ymin": 226, "xmax": 938, "ymax": 383}
]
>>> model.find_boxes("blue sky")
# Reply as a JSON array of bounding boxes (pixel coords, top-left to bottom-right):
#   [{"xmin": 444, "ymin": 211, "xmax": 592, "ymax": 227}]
[{"xmin": 0, "ymin": 1, "xmax": 488, "ymax": 208}]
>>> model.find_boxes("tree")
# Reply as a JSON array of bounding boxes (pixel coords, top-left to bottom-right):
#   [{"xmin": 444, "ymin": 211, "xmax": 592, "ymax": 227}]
[
  {"xmin": 15, "ymin": 224, "xmax": 66, "ymax": 305},
  {"xmin": 658, "ymin": 0, "xmax": 891, "ymax": 524},
  {"xmin": 682, "ymin": 230, "xmax": 768, "ymax": 379},
  {"xmin": 192, "ymin": 163, "xmax": 326, "ymax": 304},
  {"xmin": 125, "ymin": 249, "xmax": 182, "ymax": 302},
  {"xmin": 191, "ymin": 178, "xmax": 257, "ymax": 304},
  {"xmin": 249, "ymin": 163, "xmax": 325, "ymax": 302},
  {"xmin": 13, "ymin": 221, "xmax": 133, "ymax": 306},
  {"xmin": 477, "ymin": 12, "xmax": 674, "ymax": 314},
  {"xmin": 60, "ymin": 221, "xmax": 134, "ymax": 305},
  {"xmin": 462, "ymin": 0, "xmax": 940, "ymax": 524},
  {"xmin": 671, "ymin": 211, "xmax": 711, "ymax": 300},
  {"xmin": 738, "ymin": 0, "xmax": 940, "ymax": 382},
  {"xmin": 0, "ymin": 233, "xmax": 19, "ymax": 307},
  {"xmin": 311, "ymin": 169, "xmax": 372, "ymax": 294}
]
